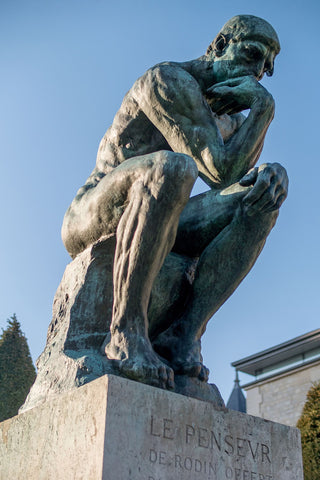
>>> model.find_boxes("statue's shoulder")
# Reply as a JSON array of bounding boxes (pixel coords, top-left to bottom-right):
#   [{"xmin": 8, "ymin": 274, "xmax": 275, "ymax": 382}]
[
  {"xmin": 148, "ymin": 61, "xmax": 190, "ymax": 74},
  {"xmin": 132, "ymin": 61, "xmax": 201, "ymax": 103},
  {"xmin": 151, "ymin": 61, "xmax": 198, "ymax": 85}
]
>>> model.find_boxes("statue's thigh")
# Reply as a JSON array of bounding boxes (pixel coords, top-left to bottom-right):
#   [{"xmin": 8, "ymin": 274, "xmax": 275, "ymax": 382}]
[
  {"xmin": 73, "ymin": 151, "xmax": 174, "ymax": 240},
  {"xmin": 63, "ymin": 149, "xmax": 196, "ymax": 257},
  {"xmin": 93, "ymin": 149, "xmax": 196, "ymax": 233}
]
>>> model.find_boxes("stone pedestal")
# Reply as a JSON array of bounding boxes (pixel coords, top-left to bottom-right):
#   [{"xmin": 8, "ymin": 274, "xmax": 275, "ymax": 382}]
[{"xmin": 0, "ymin": 375, "xmax": 303, "ymax": 480}]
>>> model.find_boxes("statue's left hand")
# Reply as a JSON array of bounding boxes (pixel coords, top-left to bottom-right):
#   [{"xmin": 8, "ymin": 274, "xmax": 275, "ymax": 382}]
[
  {"xmin": 239, "ymin": 163, "xmax": 288, "ymax": 216},
  {"xmin": 206, "ymin": 76, "xmax": 274, "ymax": 115}
]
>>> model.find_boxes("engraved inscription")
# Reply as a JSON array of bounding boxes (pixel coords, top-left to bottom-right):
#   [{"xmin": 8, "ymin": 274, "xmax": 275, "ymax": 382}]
[
  {"xmin": 147, "ymin": 416, "xmax": 274, "ymax": 479},
  {"xmin": 185, "ymin": 423, "xmax": 271, "ymax": 463},
  {"xmin": 149, "ymin": 448, "xmax": 217, "ymax": 476},
  {"xmin": 225, "ymin": 468, "xmax": 273, "ymax": 480},
  {"xmin": 150, "ymin": 416, "xmax": 175, "ymax": 440},
  {"xmin": 148, "ymin": 448, "xmax": 273, "ymax": 479}
]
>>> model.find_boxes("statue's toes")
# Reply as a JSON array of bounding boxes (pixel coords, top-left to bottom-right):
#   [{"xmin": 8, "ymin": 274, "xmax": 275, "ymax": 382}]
[
  {"xmin": 119, "ymin": 362, "xmax": 141, "ymax": 382},
  {"xmin": 162, "ymin": 365, "xmax": 174, "ymax": 390},
  {"xmin": 149, "ymin": 364, "xmax": 174, "ymax": 390}
]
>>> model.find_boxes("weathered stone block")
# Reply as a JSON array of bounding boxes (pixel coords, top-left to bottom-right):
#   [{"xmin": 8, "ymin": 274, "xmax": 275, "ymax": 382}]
[{"xmin": 1, "ymin": 374, "xmax": 303, "ymax": 479}]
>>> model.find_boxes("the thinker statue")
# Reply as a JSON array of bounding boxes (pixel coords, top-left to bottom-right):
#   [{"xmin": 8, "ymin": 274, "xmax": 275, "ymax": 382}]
[
  {"xmin": 22, "ymin": 15, "xmax": 288, "ymax": 411},
  {"xmin": 61, "ymin": 14, "xmax": 287, "ymax": 390}
]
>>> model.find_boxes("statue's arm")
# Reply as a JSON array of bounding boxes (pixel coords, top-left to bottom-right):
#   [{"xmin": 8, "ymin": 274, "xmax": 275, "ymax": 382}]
[
  {"xmin": 133, "ymin": 65, "xmax": 223, "ymax": 187},
  {"xmin": 133, "ymin": 65, "xmax": 273, "ymax": 188},
  {"xmin": 206, "ymin": 75, "xmax": 275, "ymax": 184}
]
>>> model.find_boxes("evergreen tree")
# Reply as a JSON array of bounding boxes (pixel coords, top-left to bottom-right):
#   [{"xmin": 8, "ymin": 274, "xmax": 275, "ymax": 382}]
[
  {"xmin": 0, "ymin": 315, "xmax": 36, "ymax": 422},
  {"xmin": 297, "ymin": 382, "xmax": 320, "ymax": 480}
]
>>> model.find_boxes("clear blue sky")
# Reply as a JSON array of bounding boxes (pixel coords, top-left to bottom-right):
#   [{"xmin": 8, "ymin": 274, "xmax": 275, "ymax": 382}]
[{"xmin": 1, "ymin": 0, "xmax": 319, "ymax": 403}]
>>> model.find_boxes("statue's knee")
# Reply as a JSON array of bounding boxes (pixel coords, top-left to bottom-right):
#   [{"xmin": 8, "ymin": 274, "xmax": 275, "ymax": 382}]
[
  {"xmin": 172, "ymin": 152, "xmax": 198, "ymax": 183},
  {"xmin": 154, "ymin": 151, "xmax": 198, "ymax": 191}
]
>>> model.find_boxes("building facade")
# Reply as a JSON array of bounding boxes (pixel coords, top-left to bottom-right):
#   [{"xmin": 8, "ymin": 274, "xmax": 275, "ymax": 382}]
[{"xmin": 231, "ymin": 329, "xmax": 320, "ymax": 426}]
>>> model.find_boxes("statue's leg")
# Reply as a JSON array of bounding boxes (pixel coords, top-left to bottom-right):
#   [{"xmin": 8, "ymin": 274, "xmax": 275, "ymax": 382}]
[
  {"xmin": 153, "ymin": 183, "xmax": 278, "ymax": 378},
  {"xmin": 101, "ymin": 151, "xmax": 198, "ymax": 388},
  {"xmin": 62, "ymin": 150, "xmax": 197, "ymax": 388}
]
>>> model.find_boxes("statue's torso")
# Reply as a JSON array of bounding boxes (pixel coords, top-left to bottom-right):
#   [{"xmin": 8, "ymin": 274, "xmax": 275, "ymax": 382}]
[
  {"xmin": 93, "ymin": 63, "xmax": 244, "ymax": 181},
  {"xmin": 95, "ymin": 89, "xmax": 172, "ymax": 174}
]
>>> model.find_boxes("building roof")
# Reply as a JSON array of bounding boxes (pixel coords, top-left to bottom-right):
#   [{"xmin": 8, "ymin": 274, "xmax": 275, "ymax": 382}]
[
  {"xmin": 226, "ymin": 371, "xmax": 246, "ymax": 413},
  {"xmin": 231, "ymin": 328, "xmax": 320, "ymax": 380}
]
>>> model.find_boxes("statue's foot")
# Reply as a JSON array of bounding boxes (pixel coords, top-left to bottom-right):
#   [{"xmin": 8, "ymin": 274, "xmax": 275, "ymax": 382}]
[
  {"xmin": 104, "ymin": 333, "xmax": 174, "ymax": 390},
  {"xmin": 153, "ymin": 329, "xmax": 209, "ymax": 382}
]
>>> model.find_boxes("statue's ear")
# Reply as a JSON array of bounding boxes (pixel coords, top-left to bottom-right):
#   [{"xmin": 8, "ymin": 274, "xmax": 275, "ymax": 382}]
[
  {"xmin": 206, "ymin": 33, "xmax": 230, "ymax": 56},
  {"xmin": 214, "ymin": 34, "xmax": 227, "ymax": 55},
  {"xmin": 206, "ymin": 34, "xmax": 229, "ymax": 57}
]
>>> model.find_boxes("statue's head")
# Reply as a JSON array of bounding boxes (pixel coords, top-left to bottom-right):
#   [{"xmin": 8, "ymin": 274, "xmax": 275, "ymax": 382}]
[{"xmin": 207, "ymin": 15, "xmax": 280, "ymax": 83}]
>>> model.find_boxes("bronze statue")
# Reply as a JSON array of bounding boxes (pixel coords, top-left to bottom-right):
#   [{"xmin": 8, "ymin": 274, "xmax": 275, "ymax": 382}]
[{"xmin": 22, "ymin": 15, "xmax": 288, "ymax": 411}]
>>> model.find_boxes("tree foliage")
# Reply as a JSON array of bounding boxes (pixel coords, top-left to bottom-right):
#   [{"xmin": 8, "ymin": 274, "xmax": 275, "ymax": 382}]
[
  {"xmin": 0, "ymin": 315, "xmax": 36, "ymax": 422},
  {"xmin": 297, "ymin": 382, "xmax": 320, "ymax": 480}
]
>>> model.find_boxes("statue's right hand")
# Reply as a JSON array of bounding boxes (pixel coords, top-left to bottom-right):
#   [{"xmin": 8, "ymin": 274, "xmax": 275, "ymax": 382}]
[{"xmin": 206, "ymin": 76, "xmax": 274, "ymax": 115}]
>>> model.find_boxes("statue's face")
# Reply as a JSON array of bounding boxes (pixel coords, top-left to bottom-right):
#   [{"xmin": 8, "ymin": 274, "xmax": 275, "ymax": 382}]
[{"xmin": 212, "ymin": 39, "xmax": 277, "ymax": 84}]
